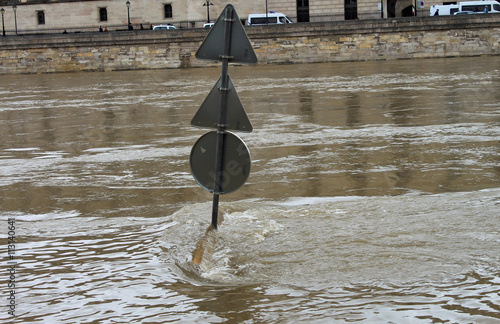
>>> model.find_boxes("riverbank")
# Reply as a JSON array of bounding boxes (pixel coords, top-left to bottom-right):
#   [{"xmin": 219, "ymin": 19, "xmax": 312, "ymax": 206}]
[{"xmin": 1, "ymin": 14, "xmax": 500, "ymax": 74}]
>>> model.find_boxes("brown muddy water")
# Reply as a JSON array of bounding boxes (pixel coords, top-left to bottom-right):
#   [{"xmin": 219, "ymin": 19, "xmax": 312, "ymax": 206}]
[{"xmin": 1, "ymin": 56, "xmax": 499, "ymax": 323}]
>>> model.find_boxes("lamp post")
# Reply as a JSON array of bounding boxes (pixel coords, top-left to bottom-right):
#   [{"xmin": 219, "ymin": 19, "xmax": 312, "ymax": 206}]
[
  {"xmin": 203, "ymin": 0, "xmax": 213, "ymax": 23},
  {"xmin": 126, "ymin": 1, "xmax": 131, "ymax": 30},
  {"xmin": 1, "ymin": 8, "xmax": 5, "ymax": 37},
  {"xmin": 12, "ymin": 5, "xmax": 17, "ymax": 36},
  {"xmin": 266, "ymin": 0, "xmax": 268, "ymax": 24}
]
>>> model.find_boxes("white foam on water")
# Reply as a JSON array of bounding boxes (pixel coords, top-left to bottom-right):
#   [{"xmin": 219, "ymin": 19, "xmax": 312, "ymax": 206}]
[
  {"xmin": 275, "ymin": 196, "xmax": 363, "ymax": 207},
  {"xmin": 1, "ymin": 210, "xmax": 81, "ymax": 222},
  {"xmin": 4, "ymin": 147, "xmax": 41, "ymax": 152}
]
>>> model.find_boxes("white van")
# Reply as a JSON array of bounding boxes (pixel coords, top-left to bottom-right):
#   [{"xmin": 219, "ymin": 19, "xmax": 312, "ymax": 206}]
[
  {"xmin": 430, "ymin": 4, "xmax": 459, "ymax": 15},
  {"xmin": 247, "ymin": 12, "xmax": 294, "ymax": 25},
  {"xmin": 459, "ymin": 0, "xmax": 500, "ymax": 12},
  {"xmin": 430, "ymin": 0, "xmax": 500, "ymax": 15}
]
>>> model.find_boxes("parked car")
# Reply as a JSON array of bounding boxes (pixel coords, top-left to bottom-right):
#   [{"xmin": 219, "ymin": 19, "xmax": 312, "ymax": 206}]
[
  {"xmin": 203, "ymin": 23, "xmax": 214, "ymax": 28},
  {"xmin": 153, "ymin": 25, "xmax": 176, "ymax": 30},
  {"xmin": 454, "ymin": 10, "xmax": 476, "ymax": 14}
]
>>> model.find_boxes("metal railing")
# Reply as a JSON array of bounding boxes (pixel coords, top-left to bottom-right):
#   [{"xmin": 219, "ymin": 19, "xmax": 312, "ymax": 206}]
[
  {"xmin": 0, "ymin": 11, "xmax": 439, "ymax": 38},
  {"xmin": 0, "ymin": 20, "xmax": 211, "ymax": 37}
]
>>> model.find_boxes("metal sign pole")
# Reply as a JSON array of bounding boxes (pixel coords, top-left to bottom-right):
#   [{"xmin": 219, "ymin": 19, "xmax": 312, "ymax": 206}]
[
  {"xmin": 191, "ymin": 4, "xmax": 256, "ymax": 237},
  {"xmin": 211, "ymin": 6, "xmax": 234, "ymax": 229}
]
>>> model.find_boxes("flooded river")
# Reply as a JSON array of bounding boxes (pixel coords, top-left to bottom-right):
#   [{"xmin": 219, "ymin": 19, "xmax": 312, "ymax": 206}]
[{"xmin": 1, "ymin": 56, "xmax": 499, "ymax": 322}]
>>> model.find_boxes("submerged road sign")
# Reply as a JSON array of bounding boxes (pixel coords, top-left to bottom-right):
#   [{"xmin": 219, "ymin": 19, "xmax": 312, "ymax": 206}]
[
  {"xmin": 190, "ymin": 131, "xmax": 251, "ymax": 194},
  {"xmin": 191, "ymin": 75, "xmax": 253, "ymax": 132},
  {"xmin": 196, "ymin": 5, "xmax": 257, "ymax": 63},
  {"xmin": 190, "ymin": 4, "xmax": 257, "ymax": 230}
]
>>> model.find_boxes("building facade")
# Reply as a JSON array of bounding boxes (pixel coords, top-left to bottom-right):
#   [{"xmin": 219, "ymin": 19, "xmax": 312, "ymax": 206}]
[{"xmin": 0, "ymin": 0, "xmax": 440, "ymax": 35}]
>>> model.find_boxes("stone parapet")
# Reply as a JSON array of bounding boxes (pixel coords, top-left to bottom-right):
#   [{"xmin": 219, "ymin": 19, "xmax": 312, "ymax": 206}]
[{"xmin": 1, "ymin": 15, "xmax": 500, "ymax": 74}]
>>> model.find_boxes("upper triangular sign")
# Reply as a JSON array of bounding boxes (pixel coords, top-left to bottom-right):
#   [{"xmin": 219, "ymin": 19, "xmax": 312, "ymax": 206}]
[
  {"xmin": 191, "ymin": 75, "xmax": 253, "ymax": 132},
  {"xmin": 196, "ymin": 4, "xmax": 257, "ymax": 64}
]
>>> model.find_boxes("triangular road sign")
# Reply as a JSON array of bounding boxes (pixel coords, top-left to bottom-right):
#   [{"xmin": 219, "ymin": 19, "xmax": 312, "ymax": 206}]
[
  {"xmin": 196, "ymin": 4, "xmax": 257, "ymax": 64},
  {"xmin": 191, "ymin": 75, "xmax": 253, "ymax": 132}
]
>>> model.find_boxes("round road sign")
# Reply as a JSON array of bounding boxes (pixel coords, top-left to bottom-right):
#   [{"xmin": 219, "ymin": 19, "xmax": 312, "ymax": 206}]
[{"xmin": 190, "ymin": 131, "xmax": 251, "ymax": 194}]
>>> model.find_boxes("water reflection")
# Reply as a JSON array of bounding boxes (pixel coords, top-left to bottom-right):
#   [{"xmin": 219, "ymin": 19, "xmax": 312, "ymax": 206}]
[{"xmin": 345, "ymin": 94, "xmax": 361, "ymax": 127}]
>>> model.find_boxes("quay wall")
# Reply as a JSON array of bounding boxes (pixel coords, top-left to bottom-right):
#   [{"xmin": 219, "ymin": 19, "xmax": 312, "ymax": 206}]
[{"xmin": 1, "ymin": 15, "xmax": 500, "ymax": 74}]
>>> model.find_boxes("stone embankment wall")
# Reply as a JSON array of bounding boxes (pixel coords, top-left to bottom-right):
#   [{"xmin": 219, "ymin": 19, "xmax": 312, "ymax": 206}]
[{"xmin": 1, "ymin": 15, "xmax": 500, "ymax": 74}]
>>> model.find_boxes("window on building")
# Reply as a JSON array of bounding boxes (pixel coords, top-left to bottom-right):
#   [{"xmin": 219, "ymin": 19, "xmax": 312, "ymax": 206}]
[
  {"xmin": 99, "ymin": 8, "xmax": 108, "ymax": 22},
  {"xmin": 344, "ymin": 0, "xmax": 358, "ymax": 20},
  {"xmin": 297, "ymin": 0, "xmax": 310, "ymax": 22},
  {"xmin": 37, "ymin": 11, "xmax": 45, "ymax": 25},
  {"xmin": 164, "ymin": 4, "xmax": 173, "ymax": 18}
]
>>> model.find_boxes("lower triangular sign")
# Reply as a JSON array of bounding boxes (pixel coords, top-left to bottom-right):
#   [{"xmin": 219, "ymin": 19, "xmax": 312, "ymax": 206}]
[{"xmin": 191, "ymin": 75, "xmax": 253, "ymax": 132}]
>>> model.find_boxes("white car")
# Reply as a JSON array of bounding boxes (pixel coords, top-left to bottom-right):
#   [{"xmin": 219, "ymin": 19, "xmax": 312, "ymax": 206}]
[
  {"xmin": 203, "ymin": 23, "xmax": 214, "ymax": 28},
  {"xmin": 153, "ymin": 25, "xmax": 177, "ymax": 30}
]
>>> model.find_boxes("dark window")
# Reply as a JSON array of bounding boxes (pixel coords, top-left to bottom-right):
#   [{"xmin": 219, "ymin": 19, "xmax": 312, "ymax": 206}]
[
  {"xmin": 462, "ymin": 4, "xmax": 490, "ymax": 12},
  {"xmin": 99, "ymin": 8, "xmax": 108, "ymax": 22},
  {"xmin": 37, "ymin": 11, "xmax": 45, "ymax": 25},
  {"xmin": 297, "ymin": 0, "xmax": 310, "ymax": 22},
  {"xmin": 164, "ymin": 4, "xmax": 173, "ymax": 18},
  {"xmin": 250, "ymin": 17, "xmax": 278, "ymax": 24},
  {"xmin": 345, "ymin": 0, "xmax": 358, "ymax": 20}
]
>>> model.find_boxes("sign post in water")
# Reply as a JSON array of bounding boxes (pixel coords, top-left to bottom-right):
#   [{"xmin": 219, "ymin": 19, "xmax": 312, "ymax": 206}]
[{"xmin": 190, "ymin": 4, "xmax": 257, "ymax": 229}]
